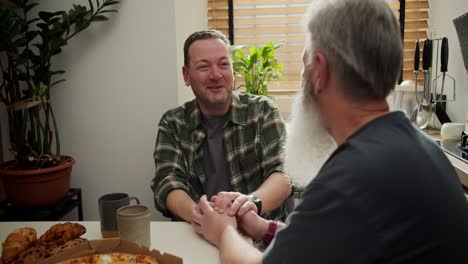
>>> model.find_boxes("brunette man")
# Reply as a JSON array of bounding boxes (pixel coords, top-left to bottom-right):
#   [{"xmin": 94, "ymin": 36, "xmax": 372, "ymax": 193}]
[{"xmin": 151, "ymin": 30, "xmax": 293, "ymax": 223}]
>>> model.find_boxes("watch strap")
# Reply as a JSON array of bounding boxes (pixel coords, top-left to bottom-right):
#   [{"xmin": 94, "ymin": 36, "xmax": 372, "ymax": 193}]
[{"xmin": 262, "ymin": 220, "xmax": 277, "ymax": 246}]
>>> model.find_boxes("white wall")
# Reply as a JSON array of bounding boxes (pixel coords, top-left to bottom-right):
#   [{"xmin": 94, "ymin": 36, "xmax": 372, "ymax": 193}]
[
  {"xmin": 0, "ymin": 0, "xmax": 179, "ymax": 221},
  {"xmin": 429, "ymin": 0, "xmax": 468, "ymax": 123},
  {"xmin": 174, "ymin": 0, "xmax": 206, "ymax": 105}
]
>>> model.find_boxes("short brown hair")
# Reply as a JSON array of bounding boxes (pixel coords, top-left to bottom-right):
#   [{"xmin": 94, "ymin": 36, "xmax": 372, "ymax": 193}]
[{"xmin": 183, "ymin": 30, "xmax": 230, "ymax": 67}]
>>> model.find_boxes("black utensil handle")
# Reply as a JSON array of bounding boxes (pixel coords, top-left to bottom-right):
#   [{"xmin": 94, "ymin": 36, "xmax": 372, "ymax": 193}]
[
  {"xmin": 427, "ymin": 39, "xmax": 433, "ymax": 68},
  {"xmin": 414, "ymin": 40, "xmax": 420, "ymax": 71},
  {"xmin": 435, "ymin": 102, "xmax": 452, "ymax": 124},
  {"xmin": 422, "ymin": 39, "xmax": 431, "ymax": 70},
  {"xmin": 441, "ymin": 37, "xmax": 448, "ymax": 73}
]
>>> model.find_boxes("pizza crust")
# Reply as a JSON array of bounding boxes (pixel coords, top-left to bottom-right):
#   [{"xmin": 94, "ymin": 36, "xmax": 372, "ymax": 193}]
[{"xmin": 59, "ymin": 253, "xmax": 159, "ymax": 264}]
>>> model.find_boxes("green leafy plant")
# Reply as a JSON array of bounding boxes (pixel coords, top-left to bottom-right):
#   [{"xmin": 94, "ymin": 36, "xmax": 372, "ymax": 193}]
[
  {"xmin": 230, "ymin": 41, "xmax": 286, "ymax": 95},
  {"xmin": 0, "ymin": 0, "xmax": 119, "ymax": 169}
]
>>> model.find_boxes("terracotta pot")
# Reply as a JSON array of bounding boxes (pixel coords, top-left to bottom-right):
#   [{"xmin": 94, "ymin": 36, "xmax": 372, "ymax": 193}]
[{"xmin": 0, "ymin": 158, "xmax": 76, "ymax": 207}]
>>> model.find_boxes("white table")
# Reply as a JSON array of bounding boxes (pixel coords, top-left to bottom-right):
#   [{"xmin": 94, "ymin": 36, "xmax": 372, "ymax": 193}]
[{"xmin": 0, "ymin": 221, "xmax": 220, "ymax": 264}]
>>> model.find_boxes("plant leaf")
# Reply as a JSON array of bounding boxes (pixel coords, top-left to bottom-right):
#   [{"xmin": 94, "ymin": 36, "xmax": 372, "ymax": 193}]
[
  {"xmin": 50, "ymin": 79, "xmax": 66, "ymax": 88},
  {"xmin": 51, "ymin": 47, "xmax": 62, "ymax": 55},
  {"xmin": 91, "ymin": 15, "xmax": 109, "ymax": 22},
  {"xmin": 103, "ymin": 1, "xmax": 120, "ymax": 7},
  {"xmin": 47, "ymin": 17, "xmax": 61, "ymax": 25},
  {"xmin": 50, "ymin": 70, "xmax": 65, "ymax": 75},
  {"xmin": 98, "ymin": 10, "xmax": 118, "ymax": 14},
  {"xmin": 37, "ymin": 22, "xmax": 48, "ymax": 30},
  {"xmin": 13, "ymin": 37, "xmax": 27, "ymax": 46},
  {"xmin": 38, "ymin": 11, "xmax": 55, "ymax": 22},
  {"xmin": 25, "ymin": 3, "xmax": 39, "ymax": 12},
  {"xmin": 88, "ymin": 0, "xmax": 94, "ymax": 13}
]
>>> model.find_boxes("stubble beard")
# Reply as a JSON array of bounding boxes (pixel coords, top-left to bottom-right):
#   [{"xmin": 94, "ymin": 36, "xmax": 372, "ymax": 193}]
[
  {"xmin": 196, "ymin": 86, "xmax": 232, "ymax": 115},
  {"xmin": 283, "ymin": 77, "xmax": 337, "ymax": 188}
]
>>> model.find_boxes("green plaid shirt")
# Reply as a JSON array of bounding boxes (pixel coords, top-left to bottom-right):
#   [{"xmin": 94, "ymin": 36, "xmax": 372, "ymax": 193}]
[{"xmin": 151, "ymin": 92, "xmax": 292, "ymax": 221}]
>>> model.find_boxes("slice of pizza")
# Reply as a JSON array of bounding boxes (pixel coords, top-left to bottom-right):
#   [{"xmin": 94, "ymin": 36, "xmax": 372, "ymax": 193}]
[
  {"xmin": 93, "ymin": 253, "xmax": 133, "ymax": 264},
  {"xmin": 59, "ymin": 254, "xmax": 92, "ymax": 264},
  {"xmin": 136, "ymin": 254, "xmax": 161, "ymax": 264},
  {"xmin": 59, "ymin": 252, "xmax": 159, "ymax": 264}
]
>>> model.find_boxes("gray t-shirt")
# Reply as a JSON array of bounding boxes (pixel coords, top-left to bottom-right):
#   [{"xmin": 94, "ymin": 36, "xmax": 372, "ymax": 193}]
[
  {"xmin": 202, "ymin": 115, "xmax": 232, "ymax": 198},
  {"xmin": 263, "ymin": 111, "xmax": 468, "ymax": 263}
]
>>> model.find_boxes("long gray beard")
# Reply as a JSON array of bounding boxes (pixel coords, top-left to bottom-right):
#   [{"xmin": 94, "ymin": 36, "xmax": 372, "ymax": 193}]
[{"xmin": 284, "ymin": 90, "xmax": 337, "ymax": 188}]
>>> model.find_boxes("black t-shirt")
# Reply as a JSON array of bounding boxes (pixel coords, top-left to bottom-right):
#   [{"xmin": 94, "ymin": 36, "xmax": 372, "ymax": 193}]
[{"xmin": 264, "ymin": 112, "xmax": 468, "ymax": 264}]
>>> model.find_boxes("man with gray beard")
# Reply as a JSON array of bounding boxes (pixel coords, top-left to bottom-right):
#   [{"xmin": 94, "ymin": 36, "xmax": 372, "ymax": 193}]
[{"xmin": 190, "ymin": 0, "xmax": 468, "ymax": 263}]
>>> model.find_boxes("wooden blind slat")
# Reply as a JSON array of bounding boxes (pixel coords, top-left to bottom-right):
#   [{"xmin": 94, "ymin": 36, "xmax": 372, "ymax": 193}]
[
  {"xmin": 405, "ymin": 20, "xmax": 428, "ymax": 30},
  {"xmin": 208, "ymin": 10, "xmax": 229, "ymax": 17},
  {"xmin": 235, "ymin": 25, "xmax": 304, "ymax": 35},
  {"xmin": 388, "ymin": 2, "xmax": 400, "ymax": 10},
  {"xmin": 235, "ymin": 35, "xmax": 305, "ymax": 45},
  {"xmin": 234, "ymin": 6, "xmax": 307, "ymax": 16},
  {"xmin": 234, "ymin": 0, "xmax": 311, "ymax": 4},
  {"xmin": 406, "ymin": 10, "xmax": 429, "ymax": 20},
  {"xmin": 208, "ymin": 0, "xmax": 228, "ymax": 5},
  {"xmin": 404, "ymin": 30, "xmax": 428, "ymax": 40},
  {"xmin": 209, "ymin": 20, "xmax": 229, "ymax": 28},
  {"xmin": 407, "ymin": 1, "xmax": 429, "ymax": 9},
  {"xmin": 277, "ymin": 44, "xmax": 304, "ymax": 53},
  {"xmin": 235, "ymin": 16, "xmax": 303, "ymax": 26},
  {"xmin": 276, "ymin": 53, "xmax": 302, "ymax": 63}
]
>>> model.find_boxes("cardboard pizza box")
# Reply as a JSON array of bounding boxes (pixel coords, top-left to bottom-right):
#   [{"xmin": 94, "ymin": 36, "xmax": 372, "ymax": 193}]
[{"xmin": 38, "ymin": 238, "xmax": 183, "ymax": 264}]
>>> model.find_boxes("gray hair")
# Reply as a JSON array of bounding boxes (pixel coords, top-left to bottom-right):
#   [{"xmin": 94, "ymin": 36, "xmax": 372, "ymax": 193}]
[{"xmin": 304, "ymin": 0, "xmax": 403, "ymax": 100}]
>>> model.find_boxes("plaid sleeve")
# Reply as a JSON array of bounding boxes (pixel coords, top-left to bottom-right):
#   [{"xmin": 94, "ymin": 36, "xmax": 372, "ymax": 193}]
[
  {"xmin": 151, "ymin": 116, "xmax": 190, "ymax": 218},
  {"xmin": 260, "ymin": 103, "xmax": 286, "ymax": 180}
]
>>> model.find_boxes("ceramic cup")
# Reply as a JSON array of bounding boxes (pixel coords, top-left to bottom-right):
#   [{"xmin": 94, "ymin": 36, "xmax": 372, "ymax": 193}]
[
  {"xmin": 117, "ymin": 204, "xmax": 151, "ymax": 248},
  {"xmin": 98, "ymin": 193, "xmax": 139, "ymax": 238}
]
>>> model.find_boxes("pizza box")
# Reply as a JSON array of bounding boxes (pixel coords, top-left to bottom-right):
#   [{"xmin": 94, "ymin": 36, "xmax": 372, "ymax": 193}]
[{"xmin": 38, "ymin": 238, "xmax": 183, "ymax": 264}]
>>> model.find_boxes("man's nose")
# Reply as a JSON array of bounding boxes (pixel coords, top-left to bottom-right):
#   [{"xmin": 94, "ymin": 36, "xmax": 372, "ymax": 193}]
[{"xmin": 209, "ymin": 66, "xmax": 222, "ymax": 79}]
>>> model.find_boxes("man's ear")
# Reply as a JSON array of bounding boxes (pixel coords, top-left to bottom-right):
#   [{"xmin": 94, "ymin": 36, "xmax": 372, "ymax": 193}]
[
  {"xmin": 182, "ymin": 66, "xmax": 191, "ymax": 86},
  {"xmin": 313, "ymin": 52, "xmax": 329, "ymax": 95}
]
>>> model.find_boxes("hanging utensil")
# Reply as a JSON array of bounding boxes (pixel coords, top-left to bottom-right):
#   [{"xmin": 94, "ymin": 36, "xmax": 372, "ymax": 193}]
[
  {"xmin": 434, "ymin": 37, "xmax": 452, "ymax": 124},
  {"xmin": 410, "ymin": 40, "xmax": 421, "ymax": 122},
  {"xmin": 414, "ymin": 39, "xmax": 433, "ymax": 129}
]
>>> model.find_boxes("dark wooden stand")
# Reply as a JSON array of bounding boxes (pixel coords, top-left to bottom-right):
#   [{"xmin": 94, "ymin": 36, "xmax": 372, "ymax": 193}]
[{"xmin": 0, "ymin": 188, "xmax": 83, "ymax": 221}]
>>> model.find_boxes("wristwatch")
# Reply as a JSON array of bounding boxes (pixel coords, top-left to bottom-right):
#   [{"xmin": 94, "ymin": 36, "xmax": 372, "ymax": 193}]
[{"xmin": 247, "ymin": 194, "xmax": 262, "ymax": 215}]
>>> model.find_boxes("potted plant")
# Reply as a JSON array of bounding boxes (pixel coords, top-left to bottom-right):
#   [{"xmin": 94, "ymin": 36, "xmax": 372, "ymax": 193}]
[
  {"xmin": 0, "ymin": 0, "xmax": 119, "ymax": 206},
  {"xmin": 230, "ymin": 41, "xmax": 286, "ymax": 95}
]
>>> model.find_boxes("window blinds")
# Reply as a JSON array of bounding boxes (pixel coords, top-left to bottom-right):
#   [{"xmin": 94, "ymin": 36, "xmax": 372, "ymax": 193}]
[{"xmin": 208, "ymin": 0, "xmax": 430, "ymax": 93}]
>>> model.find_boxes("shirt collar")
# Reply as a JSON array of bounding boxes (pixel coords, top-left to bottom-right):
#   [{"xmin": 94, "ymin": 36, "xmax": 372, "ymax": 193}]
[
  {"xmin": 228, "ymin": 91, "xmax": 248, "ymax": 126},
  {"xmin": 186, "ymin": 91, "xmax": 249, "ymax": 131}
]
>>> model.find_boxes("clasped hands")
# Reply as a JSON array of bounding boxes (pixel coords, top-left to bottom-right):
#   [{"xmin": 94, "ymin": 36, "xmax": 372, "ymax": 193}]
[{"xmin": 191, "ymin": 192, "xmax": 264, "ymax": 247}]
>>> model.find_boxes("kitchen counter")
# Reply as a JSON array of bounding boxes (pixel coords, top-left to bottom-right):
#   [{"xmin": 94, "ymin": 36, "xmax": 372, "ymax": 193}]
[{"xmin": 425, "ymin": 130, "xmax": 468, "ymax": 189}]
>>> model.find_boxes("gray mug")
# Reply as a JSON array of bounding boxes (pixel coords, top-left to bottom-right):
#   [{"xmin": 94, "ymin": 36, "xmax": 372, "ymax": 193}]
[
  {"xmin": 98, "ymin": 193, "xmax": 139, "ymax": 238},
  {"xmin": 117, "ymin": 204, "xmax": 151, "ymax": 248}
]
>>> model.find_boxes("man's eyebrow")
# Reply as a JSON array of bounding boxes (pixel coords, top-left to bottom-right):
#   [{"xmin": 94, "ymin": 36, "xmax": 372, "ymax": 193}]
[
  {"xmin": 193, "ymin": 59, "xmax": 209, "ymax": 64},
  {"xmin": 193, "ymin": 56, "xmax": 230, "ymax": 64}
]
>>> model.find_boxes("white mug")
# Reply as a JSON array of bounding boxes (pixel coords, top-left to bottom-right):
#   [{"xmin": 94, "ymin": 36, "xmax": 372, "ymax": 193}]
[
  {"xmin": 116, "ymin": 204, "xmax": 151, "ymax": 248},
  {"xmin": 440, "ymin": 123, "xmax": 464, "ymax": 140}
]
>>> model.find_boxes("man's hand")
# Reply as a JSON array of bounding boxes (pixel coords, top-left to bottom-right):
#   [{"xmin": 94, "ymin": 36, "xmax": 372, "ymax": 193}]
[
  {"xmin": 191, "ymin": 195, "xmax": 238, "ymax": 247},
  {"xmin": 211, "ymin": 192, "xmax": 259, "ymax": 217},
  {"xmin": 238, "ymin": 210, "xmax": 270, "ymax": 241}
]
